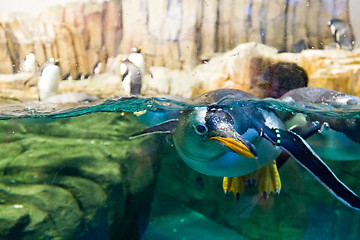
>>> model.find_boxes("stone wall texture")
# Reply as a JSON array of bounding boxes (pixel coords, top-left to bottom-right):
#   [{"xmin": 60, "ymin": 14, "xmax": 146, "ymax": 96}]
[{"xmin": 0, "ymin": 0, "xmax": 350, "ymax": 76}]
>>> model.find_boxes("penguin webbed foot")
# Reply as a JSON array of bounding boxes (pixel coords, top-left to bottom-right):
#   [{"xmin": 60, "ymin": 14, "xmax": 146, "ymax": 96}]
[
  {"xmin": 223, "ymin": 160, "xmax": 281, "ymax": 200},
  {"xmin": 258, "ymin": 160, "xmax": 281, "ymax": 199}
]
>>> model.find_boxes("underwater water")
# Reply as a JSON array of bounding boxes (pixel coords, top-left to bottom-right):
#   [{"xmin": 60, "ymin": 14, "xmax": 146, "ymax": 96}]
[{"xmin": 1, "ymin": 96, "xmax": 360, "ymax": 240}]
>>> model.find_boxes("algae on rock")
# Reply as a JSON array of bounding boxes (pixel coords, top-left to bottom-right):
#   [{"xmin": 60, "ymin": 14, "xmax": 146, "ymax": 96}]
[{"xmin": 0, "ymin": 112, "xmax": 162, "ymax": 239}]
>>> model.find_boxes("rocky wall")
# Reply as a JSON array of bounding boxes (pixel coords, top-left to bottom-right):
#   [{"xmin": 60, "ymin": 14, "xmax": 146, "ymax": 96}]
[{"xmin": 0, "ymin": 0, "xmax": 349, "ymax": 76}]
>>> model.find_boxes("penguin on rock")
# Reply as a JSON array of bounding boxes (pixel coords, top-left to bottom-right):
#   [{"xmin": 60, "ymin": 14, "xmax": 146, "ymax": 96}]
[
  {"xmin": 37, "ymin": 58, "xmax": 98, "ymax": 103},
  {"xmin": 327, "ymin": 18, "xmax": 354, "ymax": 50},
  {"xmin": 119, "ymin": 57, "xmax": 142, "ymax": 95}
]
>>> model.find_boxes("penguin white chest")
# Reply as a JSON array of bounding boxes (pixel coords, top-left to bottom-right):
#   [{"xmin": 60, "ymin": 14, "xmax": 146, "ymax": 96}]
[
  {"xmin": 120, "ymin": 63, "xmax": 131, "ymax": 95},
  {"xmin": 128, "ymin": 53, "xmax": 145, "ymax": 75},
  {"xmin": 38, "ymin": 65, "xmax": 61, "ymax": 100},
  {"xmin": 23, "ymin": 53, "xmax": 37, "ymax": 74}
]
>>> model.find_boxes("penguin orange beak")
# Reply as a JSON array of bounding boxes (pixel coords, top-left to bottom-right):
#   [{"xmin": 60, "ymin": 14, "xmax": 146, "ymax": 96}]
[
  {"xmin": 209, "ymin": 128, "xmax": 257, "ymax": 159},
  {"xmin": 210, "ymin": 136, "xmax": 257, "ymax": 159}
]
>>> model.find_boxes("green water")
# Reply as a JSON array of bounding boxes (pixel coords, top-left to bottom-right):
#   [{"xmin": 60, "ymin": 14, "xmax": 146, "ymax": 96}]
[{"xmin": 0, "ymin": 97, "xmax": 360, "ymax": 239}]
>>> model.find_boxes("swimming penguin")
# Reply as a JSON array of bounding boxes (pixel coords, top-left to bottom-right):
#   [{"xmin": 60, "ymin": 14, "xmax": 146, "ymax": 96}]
[
  {"xmin": 120, "ymin": 58, "xmax": 142, "ymax": 95},
  {"xmin": 327, "ymin": 19, "xmax": 354, "ymax": 50},
  {"xmin": 281, "ymin": 87, "xmax": 360, "ymax": 161},
  {"xmin": 131, "ymin": 88, "xmax": 360, "ymax": 209},
  {"xmin": 21, "ymin": 53, "xmax": 38, "ymax": 74}
]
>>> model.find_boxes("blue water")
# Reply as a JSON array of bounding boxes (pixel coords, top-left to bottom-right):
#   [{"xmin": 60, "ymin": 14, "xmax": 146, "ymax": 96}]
[
  {"xmin": 1, "ymin": 96, "xmax": 360, "ymax": 120},
  {"xmin": 1, "ymin": 96, "xmax": 360, "ymax": 240}
]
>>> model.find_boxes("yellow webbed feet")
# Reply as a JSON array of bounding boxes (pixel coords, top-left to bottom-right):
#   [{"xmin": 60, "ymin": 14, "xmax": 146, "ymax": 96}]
[
  {"xmin": 257, "ymin": 160, "xmax": 281, "ymax": 199},
  {"xmin": 223, "ymin": 160, "xmax": 281, "ymax": 200},
  {"xmin": 223, "ymin": 176, "xmax": 246, "ymax": 199}
]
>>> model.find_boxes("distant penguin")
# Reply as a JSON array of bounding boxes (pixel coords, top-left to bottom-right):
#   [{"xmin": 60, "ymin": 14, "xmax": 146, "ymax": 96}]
[
  {"xmin": 21, "ymin": 53, "xmax": 38, "ymax": 74},
  {"xmin": 37, "ymin": 58, "xmax": 61, "ymax": 101},
  {"xmin": 120, "ymin": 58, "xmax": 142, "ymax": 95},
  {"xmin": 327, "ymin": 19, "xmax": 354, "ymax": 50},
  {"xmin": 92, "ymin": 61, "xmax": 102, "ymax": 76},
  {"xmin": 37, "ymin": 58, "xmax": 99, "ymax": 103},
  {"xmin": 292, "ymin": 39, "xmax": 310, "ymax": 53},
  {"xmin": 128, "ymin": 47, "xmax": 145, "ymax": 77}
]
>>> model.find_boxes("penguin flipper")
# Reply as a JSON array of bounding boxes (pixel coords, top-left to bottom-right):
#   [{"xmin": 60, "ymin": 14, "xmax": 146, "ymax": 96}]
[
  {"xmin": 276, "ymin": 122, "xmax": 322, "ymax": 169},
  {"xmin": 129, "ymin": 119, "xmax": 179, "ymax": 139},
  {"xmin": 263, "ymin": 127, "xmax": 360, "ymax": 210}
]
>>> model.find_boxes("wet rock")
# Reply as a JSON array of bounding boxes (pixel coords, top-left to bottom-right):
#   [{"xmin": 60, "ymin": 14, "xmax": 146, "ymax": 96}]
[
  {"xmin": 257, "ymin": 62, "xmax": 308, "ymax": 98},
  {"xmin": 0, "ymin": 112, "xmax": 161, "ymax": 239}
]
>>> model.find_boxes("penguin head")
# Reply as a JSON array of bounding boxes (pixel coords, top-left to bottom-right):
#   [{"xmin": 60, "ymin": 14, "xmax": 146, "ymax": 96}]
[
  {"xmin": 131, "ymin": 46, "xmax": 142, "ymax": 53},
  {"xmin": 25, "ymin": 53, "xmax": 36, "ymax": 62},
  {"xmin": 327, "ymin": 18, "xmax": 347, "ymax": 35},
  {"xmin": 173, "ymin": 107, "xmax": 257, "ymax": 164},
  {"xmin": 328, "ymin": 18, "xmax": 345, "ymax": 27},
  {"xmin": 54, "ymin": 58, "xmax": 61, "ymax": 66}
]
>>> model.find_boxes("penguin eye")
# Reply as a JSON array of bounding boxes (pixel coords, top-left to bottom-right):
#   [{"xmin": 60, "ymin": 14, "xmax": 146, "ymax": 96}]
[{"xmin": 194, "ymin": 124, "xmax": 208, "ymax": 135}]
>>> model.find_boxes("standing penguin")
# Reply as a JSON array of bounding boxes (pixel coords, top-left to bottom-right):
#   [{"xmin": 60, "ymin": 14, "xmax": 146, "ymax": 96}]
[
  {"xmin": 92, "ymin": 61, "xmax": 102, "ymax": 76},
  {"xmin": 37, "ymin": 58, "xmax": 99, "ymax": 103},
  {"xmin": 120, "ymin": 58, "xmax": 142, "ymax": 95},
  {"xmin": 328, "ymin": 18, "xmax": 354, "ymax": 50},
  {"xmin": 21, "ymin": 53, "xmax": 38, "ymax": 74},
  {"xmin": 37, "ymin": 58, "xmax": 61, "ymax": 101},
  {"xmin": 129, "ymin": 47, "xmax": 145, "ymax": 77}
]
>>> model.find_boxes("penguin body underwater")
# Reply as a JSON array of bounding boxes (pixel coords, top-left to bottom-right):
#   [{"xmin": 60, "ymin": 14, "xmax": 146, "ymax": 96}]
[
  {"xmin": 281, "ymin": 87, "xmax": 360, "ymax": 161},
  {"xmin": 131, "ymin": 88, "xmax": 360, "ymax": 210},
  {"xmin": 327, "ymin": 18, "xmax": 354, "ymax": 50}
]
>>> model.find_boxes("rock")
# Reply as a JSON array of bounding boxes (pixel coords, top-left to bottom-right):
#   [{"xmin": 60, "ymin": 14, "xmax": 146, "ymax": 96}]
[
  {"xmin": 144, "ymin": 193, "xmax": 245, "ymax": 240},
  {"xmin": 102, "ymin": 0, "xmax": 122, "ymax": 57},
  {"xmin": 53, "ymin": 23, "xmax": 78, "ymax": 78},
  {"xmin": 0, "ymin": 112, "xmax": 162, "ymax": 239},
  {"xmin": 0, "ymin": 0, "xmax": 352, "ymax": 75},
  {"xmin": 143, "ymin": 67, "xmax": 196, "ymax": 98},
  {"xmin": 189, "ymin": 43, "xmax": 360, "ymax": 98},
  {"xmin": 192, "ymin": 43, "xmax": 279, "ymax": 96},
  {"xmin": 256, "ymin": 62, "xmax": 308, "ymax": 98},
  {"xmin": 0, "ymin": 25, "xmax": 13, "ymax": 74}
]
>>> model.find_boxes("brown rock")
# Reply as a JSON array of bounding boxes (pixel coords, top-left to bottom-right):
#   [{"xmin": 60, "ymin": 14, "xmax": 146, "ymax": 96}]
[
  {"xmin": 192, "ymin": 42, "xmax": 278, "ymax": 96},
  {"xmin": 53, "ymin": 23, "xmax": 77, "ymax": 78},
  {"xmin": 0, "ymin": 25, "xmax": 13, "ymax": 74},
  {"xmin": 63, "ymin": 3, "xmax": 90, "ymax": 76}
]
